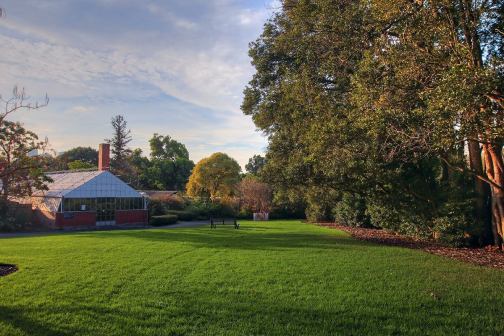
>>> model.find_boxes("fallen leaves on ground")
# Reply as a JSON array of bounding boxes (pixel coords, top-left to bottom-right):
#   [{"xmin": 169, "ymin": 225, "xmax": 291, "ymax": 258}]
[{"xmin": 318, "ymin": 223, "xmax": 504, "ymax": 269}]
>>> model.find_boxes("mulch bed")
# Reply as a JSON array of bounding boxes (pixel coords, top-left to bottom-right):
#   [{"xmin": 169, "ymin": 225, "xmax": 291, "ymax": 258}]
[
  {"xmin": 318, "ymin": 223, "xmax": 504, "ymax": 269},
  {"xmin": 0, "ymin": 264, "xmax": 18, "ymax": 277}
]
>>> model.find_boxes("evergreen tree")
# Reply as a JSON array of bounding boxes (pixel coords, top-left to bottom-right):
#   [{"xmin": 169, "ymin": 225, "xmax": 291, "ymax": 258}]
[{"xmin": 106, "ymin": 115, "xmax": 132, "ymax": 174}]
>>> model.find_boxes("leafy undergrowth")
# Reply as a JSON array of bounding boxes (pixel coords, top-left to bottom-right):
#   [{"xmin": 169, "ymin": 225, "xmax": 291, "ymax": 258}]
[{"xmin": 0, "ymin": 220, "xmax": 503, "ymax": 335}]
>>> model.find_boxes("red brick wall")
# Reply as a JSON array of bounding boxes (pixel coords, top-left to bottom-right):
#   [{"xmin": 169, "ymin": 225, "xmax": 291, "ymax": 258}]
[
  {"xmin": 55, "ymin": 212, "xmax": 97, "ymax": 228},
  {"xmin": 116, "ymin": 210, "xmax": 148, "ymax": 225},
  {"xmin": 36, "ymin": 210, "xmax": 146, "ymax": 228}
]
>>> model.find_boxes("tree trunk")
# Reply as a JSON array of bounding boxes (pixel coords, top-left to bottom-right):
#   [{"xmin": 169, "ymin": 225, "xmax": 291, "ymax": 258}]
[
  {"xmin": 0, "ymin": 177, "xmax": 8, "ymax": 216},
  {"xmin": 482, "ymin": 143, "xmax": 504, "ymax": 248},
  {"xmin": 490, "ymin": 188, "xmax": 504, "ymax": 248},
  {"xmin": 457, "ymin": 6, "xmax": 497, "ymax": 245},
  {"xmin": 467, "ymin": 140, "xmax": 492, "ymax": 244}
]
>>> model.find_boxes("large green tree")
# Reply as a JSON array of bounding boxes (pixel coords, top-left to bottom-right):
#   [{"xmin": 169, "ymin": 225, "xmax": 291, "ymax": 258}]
[
  {"xmin": 146, "ymin": 134, "xmax": 194, "ymax": 190},
  {"xmin": 243, "ymin": 0, "xmax": 503, "ymax": 246},
  {"xmin": 145, "ymin": 158, "xmax": 194, "ymax": 191},
  {"xmin": 243, "ymin": 0, "xmax": 375, "ymax": 219},
  {"xmin": 149, "ymin": 134, "xmax": 189, "ymax": 161},
  {"xmin": 127, "ymin": 148, "xmax": 151, "ymax": 189},
  {"xmin": 351, "ymin": 0, "xmax": 504, "ymax": 245},
  {"xmin": 127, "ymin": 134, "xmax": 194, "ymax": 191},
  {"xmin": 52, "ymin": 147, "xmax": 98, "ymax": 171}
]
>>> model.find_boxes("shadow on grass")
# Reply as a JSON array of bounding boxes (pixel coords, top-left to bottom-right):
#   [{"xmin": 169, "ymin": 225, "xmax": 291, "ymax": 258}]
[
  {"xmin": 0, "ymin": 286, "xmax": 490, "ymax": 336},
  {"xmin": 0, "ymin": 305, "xmax": 75, "ymax": 336},
  {"xmin": 77, "ymin": 228, "xmax": 375, "ymax": 252}
]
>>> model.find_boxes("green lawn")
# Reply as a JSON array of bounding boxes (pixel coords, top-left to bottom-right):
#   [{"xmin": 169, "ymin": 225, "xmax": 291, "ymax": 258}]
[{"xmin": 0, "ymin": 220, "xmax": 503, "ymax": 336}]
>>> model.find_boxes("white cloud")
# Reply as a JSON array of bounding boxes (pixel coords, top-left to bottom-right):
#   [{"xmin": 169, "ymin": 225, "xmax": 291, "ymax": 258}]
[
  {"xmin": 0, "ymin": 33, "xmax": 250, "ymax": 112},
  {"xmin": 238, "ymin": 8, "xmax": 268, "ymax": 26},
  {"xmin": 69, "ymin": 105, "xmax": 93, "ymax": 113},
  {"xmin": 0, "ymin": 0, "xmax": 271, "ymax": 166},
  {"xmin": 146, "ymin": 3, "xmax": 198, "ymax": 30}
]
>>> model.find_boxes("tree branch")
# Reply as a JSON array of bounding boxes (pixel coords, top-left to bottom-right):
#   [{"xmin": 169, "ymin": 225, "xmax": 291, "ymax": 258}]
[{"xmin": 440, "ymin": 156, "xmax": 504, "ymax": 191}]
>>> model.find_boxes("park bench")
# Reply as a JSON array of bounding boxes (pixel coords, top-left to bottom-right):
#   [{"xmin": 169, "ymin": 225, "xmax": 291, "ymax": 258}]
[{"xmin": 210, "ymin": 218, "xmax": 239, "ymax": 229}]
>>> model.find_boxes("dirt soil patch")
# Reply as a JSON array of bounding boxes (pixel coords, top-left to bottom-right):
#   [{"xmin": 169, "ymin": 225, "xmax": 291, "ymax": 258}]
[
  {"xmin": 318, "ymin": 223, "xmax": 504, "ymax": 269},
  {"xmin": 0, "ymin": 264, "xmax": 18, "ymax": 277}
]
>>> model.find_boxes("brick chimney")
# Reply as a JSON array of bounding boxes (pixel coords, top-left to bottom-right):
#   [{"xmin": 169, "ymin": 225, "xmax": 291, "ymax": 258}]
[{"xmin": 98, "ymin": 143, "xmax": 110, "ymax": 171}]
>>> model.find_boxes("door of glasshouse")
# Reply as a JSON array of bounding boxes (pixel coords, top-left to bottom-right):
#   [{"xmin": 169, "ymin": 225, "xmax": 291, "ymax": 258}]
[{"xmin": 96, "ymin": 197, "xmax": 115, "ymax": 225}]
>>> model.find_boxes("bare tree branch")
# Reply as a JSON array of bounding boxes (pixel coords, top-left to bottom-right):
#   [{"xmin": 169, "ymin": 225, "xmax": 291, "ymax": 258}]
[{"xmin": 0, "ymin": 86, "xmax": 49, "ymax": 125}]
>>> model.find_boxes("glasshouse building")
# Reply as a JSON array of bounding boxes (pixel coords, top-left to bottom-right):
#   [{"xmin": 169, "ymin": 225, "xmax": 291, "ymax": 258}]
[{"xmin": 32, "ymin": 144, "xmax": 148, "ymax": 228}]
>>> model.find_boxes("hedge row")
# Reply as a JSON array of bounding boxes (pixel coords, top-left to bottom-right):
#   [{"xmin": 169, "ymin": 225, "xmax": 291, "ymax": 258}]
[
  {"xmin": 165, "ymin": 210, "xmax": 197, "ymax": 221},
  {"xmin": 149, "ymin": 214, "xmax": 178, "ymax": 226}
]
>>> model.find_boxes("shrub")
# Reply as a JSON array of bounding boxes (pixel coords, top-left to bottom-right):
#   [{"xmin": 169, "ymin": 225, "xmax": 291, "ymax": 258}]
[
  {"xmin": 147, "ymin": 194, "xmax": 190, "ymax": 217},
  {"xmin": 366, "ymin": 202, "xmax": 405, "ymax": 231},
  {"xmin": 306, "ymin": 203, "xmax": 329, "ymax": 222},
  {"xmin": 165, "ymin": 210, "xmax": 197, "ymax": 221},
  {"xmin": 432, "ymin": 215, "xmax": 469, "ymax": 247},
  {"xmin": 366, "ymin": 198, "xmax": 431, "ymax": 238},
  {"xmin": 188, "ymin": 199, "xmax": 237, "ymax": 219},
  {"xmin": 149, "ymin": 214, "xmax": 178, "ymax": 226},
  {"xmin": 431, "ymin": 198, "xmax": 475, "ymax": 246},
  {"xmin": 269, "ymin": 189, "xmax": 306, "ymax": 219},
  {"xmin": 0, "ymin": 216, "xmax": 22, "ymax": 232},
  {"xmin": 269, "ymin": 205, "xmax": 305, "ymax": 220},
  {"xmin": 305, "ymin": 187, "xmax": 340, "ymax": 222},
  {"xmin": 160, "ymin": 194, "xmax": 187, "ymax": 210},
  {"xmin": 216, "ymin": 203, "xmax": 237, "ymax": 218},
  {"xmin": 0, "ymin": 202, "xmax": 31, "ymax": 232},
  {"xmin": 332, "ymin": 193, "xmax": 369, "ymax": 227},
  {"xmin": 148, "ymin": 199, "xmax": 167, "ymax": 216},
  {"xmin": 237, "ymin": 208, "xmax": 253, "ymax": 219}
]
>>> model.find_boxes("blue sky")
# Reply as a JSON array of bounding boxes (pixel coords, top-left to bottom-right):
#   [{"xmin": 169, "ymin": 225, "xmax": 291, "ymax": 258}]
[{"xmin": 0, "ymin": 0, "xmax": 275, "ymax": 167}]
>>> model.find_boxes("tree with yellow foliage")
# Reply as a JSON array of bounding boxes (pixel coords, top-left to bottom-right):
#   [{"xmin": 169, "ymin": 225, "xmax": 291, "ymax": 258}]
[{"xmin": 186, "ymin": 152, "xmax": 241, "ymax": 200}]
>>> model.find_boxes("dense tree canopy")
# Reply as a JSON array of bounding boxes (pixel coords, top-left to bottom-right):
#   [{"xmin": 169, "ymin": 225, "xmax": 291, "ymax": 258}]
[
  {"xmin": 245, "ymin": 154, "xmax": 266, "ymax": 176},
  {"xmin": 56, "ymin": 147, "xmax": 98, "ymax": 170},
  {"xmin": 243, "ymin": 0, "xmax": 504, "ymax": 246},
  {"xmin": 67, "ymin": 160, "xmax": 96, "ymax": 170},
  {"xmin": 149, "ymin": 134, "xmax": 189, "ymax": 161},
  {"xmin": 145, "ymin": 158, "xmax": 194, "ymax": 191},
  {"xmin": 126, "ymin": 134, "xmax": 194, "ymax": 191},
  {"xmin": 186, "ymin": 153, "xmax": 241, "ymax": 200}
]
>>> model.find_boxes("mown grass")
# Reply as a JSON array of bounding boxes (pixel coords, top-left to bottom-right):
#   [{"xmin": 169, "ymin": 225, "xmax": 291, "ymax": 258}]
[{"xmin": 0, "ymin": 220, "xmax": 503, "ymax": 336}]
